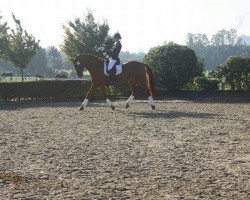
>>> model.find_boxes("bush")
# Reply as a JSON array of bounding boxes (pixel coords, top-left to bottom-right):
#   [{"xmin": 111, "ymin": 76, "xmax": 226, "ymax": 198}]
[
  {"xmin": 143, "ymin": 42, "xmax": 203, "ymax": 90},
  {"xmin": 1, "ymin": 72, "xmax": 13, "ymax": 77},
  {"xmin": 219, "ymin": 56, "xmax": 250, "ymax": 90},
  {"xmin": 193, "ymin": 77, "xmax": 219, "ymax": 91},
  {"xmin": 55, "ymin": 74, "xmax": 67, "ymax": 79}
]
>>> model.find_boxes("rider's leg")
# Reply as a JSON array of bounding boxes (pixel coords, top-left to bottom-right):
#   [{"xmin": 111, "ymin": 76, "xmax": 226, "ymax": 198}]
[
  {"xmin": 107, "ymin": 59, "xmax": 117, "ymax": 71},
  {"xmin": 107, "ymin": 59, "xmax": 118, "ymax": 84}
]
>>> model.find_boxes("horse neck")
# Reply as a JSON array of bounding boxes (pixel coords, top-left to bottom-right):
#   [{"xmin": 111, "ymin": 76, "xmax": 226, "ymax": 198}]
[{"xmin": 84, "ymin": 56, "xmax": 102, "ymax": 73}]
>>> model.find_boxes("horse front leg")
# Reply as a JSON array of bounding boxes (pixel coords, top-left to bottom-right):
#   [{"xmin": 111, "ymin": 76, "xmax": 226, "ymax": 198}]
[
  {"xmin": 100, "ymin": 85, "xmax": 115, "ymax": 110},
  {"xmin": 79, "ymin": 83, "xmax": 97, "ymax": 110}
]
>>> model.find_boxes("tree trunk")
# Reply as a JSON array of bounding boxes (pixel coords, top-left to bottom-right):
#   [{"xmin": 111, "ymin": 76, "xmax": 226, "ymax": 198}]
[
  {"xmin": 21, "ymin": 68, "xmax": 24, "ymax": 82},
  {"xmin": 230, "ymin": 83, "xmax": 235, "ymax": 90}
]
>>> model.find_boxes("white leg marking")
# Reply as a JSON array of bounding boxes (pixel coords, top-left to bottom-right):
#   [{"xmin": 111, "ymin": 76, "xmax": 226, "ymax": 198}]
[
  {"xmin": 106, "ymin": 98, "xmax": 113, "ymax": 106},
  {"xmin": 127, "ymin": 95, "xmax": 134, "ymax": 105},
  {"xmin": 82, "ymin": 99, "xmax": 89, "ymax": 107},
  {"xmin": 148, "ymin": 96, "xmax": 155, "ymax": 106}
]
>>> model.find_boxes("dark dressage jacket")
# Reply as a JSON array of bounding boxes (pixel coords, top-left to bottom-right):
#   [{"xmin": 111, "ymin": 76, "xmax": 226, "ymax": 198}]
[{"xmin": 107, "ymin": 41, "xmax": 122, "ymax": 64}]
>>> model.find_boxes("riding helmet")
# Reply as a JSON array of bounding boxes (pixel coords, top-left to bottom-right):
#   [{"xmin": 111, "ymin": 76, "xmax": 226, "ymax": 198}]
[{"xmin": 114, "ymin": 33, "xmax": 122, "ymax": 39}]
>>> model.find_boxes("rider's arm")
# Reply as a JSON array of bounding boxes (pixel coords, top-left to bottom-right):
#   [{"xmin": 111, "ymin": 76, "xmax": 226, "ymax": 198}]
[{"xmin": 113, "ymin": 42, "xmax": 122, "ymax": 54}]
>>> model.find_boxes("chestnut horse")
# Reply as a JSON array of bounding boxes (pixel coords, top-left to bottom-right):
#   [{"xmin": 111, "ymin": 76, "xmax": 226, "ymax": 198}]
[{"xmin": 72, "ymin": 54, "xmax": 155, "ymax": 110}]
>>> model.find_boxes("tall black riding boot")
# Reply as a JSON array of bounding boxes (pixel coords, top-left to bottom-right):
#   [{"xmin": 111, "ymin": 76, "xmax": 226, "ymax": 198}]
[{"xmin": 108, "ymin": 67, "xmax": 117, "ymax": 85}]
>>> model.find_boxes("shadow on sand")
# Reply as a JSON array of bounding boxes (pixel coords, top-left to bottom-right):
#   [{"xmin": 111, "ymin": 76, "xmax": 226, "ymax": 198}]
[
  {"xmin": 127, "ymin": 110, "xmax": 249, "ymax": 122},
  {"xmin": 0, "ymin": 101, "xmax": 79, "ymax": 110},
  {"xmin": 128, "ymin": 110, "xmax": 218, "ymax": 119},
  {"xmin": 0, "ymin": 101, "xmax": 117, "ymax": 110}
]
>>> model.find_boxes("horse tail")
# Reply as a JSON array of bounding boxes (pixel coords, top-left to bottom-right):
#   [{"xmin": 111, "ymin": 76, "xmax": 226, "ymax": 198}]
[{"xmin": 144, "ymin": 64, "xmax": 155, "ymax": 97}]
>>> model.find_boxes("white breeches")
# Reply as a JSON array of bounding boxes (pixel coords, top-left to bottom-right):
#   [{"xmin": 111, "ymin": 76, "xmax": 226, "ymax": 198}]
[{"xmin": 107, "ymin": 59, "xmax": 117, "ymax": 71}]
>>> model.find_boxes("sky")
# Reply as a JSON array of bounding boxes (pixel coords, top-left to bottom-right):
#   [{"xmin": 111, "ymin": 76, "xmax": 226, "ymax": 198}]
[{"xmin": 0, "ymin": 0, "xmax": 250, "ymax": 53}]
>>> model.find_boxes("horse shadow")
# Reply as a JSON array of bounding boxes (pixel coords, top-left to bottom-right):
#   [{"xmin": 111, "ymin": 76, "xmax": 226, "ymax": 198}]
[
  {"xmin": 127, "ymin": 110, "xmax": 218, "ymax": 119},
  {"xmin": 0, "ymin": 101, "xmax": 79, "ymax": 110}
]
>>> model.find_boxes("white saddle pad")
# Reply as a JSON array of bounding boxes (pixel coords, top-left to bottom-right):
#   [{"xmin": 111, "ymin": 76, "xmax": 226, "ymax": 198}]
[{"xmin": 104, "ymin": 59, "xmax": 122, "ymax": 76}]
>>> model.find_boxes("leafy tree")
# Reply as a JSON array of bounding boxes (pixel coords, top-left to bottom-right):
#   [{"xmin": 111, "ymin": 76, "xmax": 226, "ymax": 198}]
[
  {"xmin": 211, "ymin": 29, "xmax": 240, "ymax": 46},
  {"xmin": 218, "ymin": 56, "xmax": 250, "ymax": 90},
  {"xmin": 186, "ymin": 33, "xmax": 209, "ymax": 47},
  {"xmin": 4, "ymin": 14, "xmax": 40, "ymax": 81},
  {"xmin": 192, "ymin": 77, "xmax": 219, "ymax": 91},
  {"xmin": 61, "ymin": 51, "xmax": 74, "ymax": 70},
  {"xmin": 42, "ymin": 67, "xmax": 55, "ymax": 78},
  {"xmin": 0, "ymin": 14, "xmax": 9, "ymax": 59},
  {"xmin": 61, "ymin": 10, "xmax": 113, "ymax": 59},
  {"xmin": 120, "ymin": 51, "xmax": 145, "ymax": 62},
  {"xmin": 186, "ymin": 29, "xmax": 250, "ymax": 70},
  {"xmin": 47, "ymin": 46, "xmax": 63, "ymax": 71},
  {"xmin": 26, "ymin": 48, "xmax": 48, "ymax": 76},
  {"xmin": 144, "ymin": 42, "xmax": 203, "ymax": 90}
]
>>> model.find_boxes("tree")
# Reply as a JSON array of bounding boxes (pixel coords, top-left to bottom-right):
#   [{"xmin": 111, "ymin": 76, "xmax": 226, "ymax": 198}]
[
  {"xmin": 61, "ymin": 10, "xmax": 113, "ymax": 59},
  {"xmin": 120, "ymin": 51, "xmax": 146, "ymax": 63},
  {"xmin": 4, "ymin": 14, "xmax": 40, "ymax": 81},
  {"xmin": 186, "ymin": 29, "xmax": 250, "ymax": 70},
  {"xmin": 26, "ymin": 48, "xmax": 48, "ymax": 76},
  {"xmin": 0, "ymin": 14, "xmax": 9, "ymax": 59},
  {"xmin": 47, "ymin": 46, "xmax": 63, "ymax": 71},
  {"xmin": 218, "ymin": 56, "xmax": 250, "ymax": 90},
  {"xmin": 192, "ymin": 77, "xmax": 219, "ymax": 91},
  {"xmin": 186, "ymin": 33, "xmax": 209, "ymax": 47},
  {"xmin": 144, "ymin": 42, "xmax": 203, "ymax": 90},
  {"xmin": 186, "ymin": 33, "xmax": 209, "ymax": 69},
  {"xmin": 211, "ymin": 29, "xmax": 240, "ymax": 46}
]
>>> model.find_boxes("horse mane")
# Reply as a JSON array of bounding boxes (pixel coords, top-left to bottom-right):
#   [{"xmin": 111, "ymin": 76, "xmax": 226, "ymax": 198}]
[{"xmin": 79, "ymin": 53, "xmax": 104, "ymax": 61}]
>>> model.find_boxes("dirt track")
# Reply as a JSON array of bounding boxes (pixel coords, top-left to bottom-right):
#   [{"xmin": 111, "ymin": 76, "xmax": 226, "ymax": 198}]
[{"xmin": 0, "ymin": 101, "xmax": 249, "ymax": 199}]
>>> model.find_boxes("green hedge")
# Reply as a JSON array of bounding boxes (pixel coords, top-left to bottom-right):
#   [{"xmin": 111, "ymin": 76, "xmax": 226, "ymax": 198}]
[
  {"xmin": 0, "ymin": 81, "xmax": 92, "ymax": 101},
  {"xmin": 0, "ymin": 81, "xmax": 249, "ymax": 102},
  {"xmin": 0, "ymin": 80, "xmax": 134, "ymax": 101}
]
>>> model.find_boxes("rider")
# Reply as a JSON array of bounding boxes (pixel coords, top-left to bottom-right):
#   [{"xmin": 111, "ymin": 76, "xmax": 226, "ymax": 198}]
[{"xmin": 106, "ymin": 32, "xmax": 122, "ymax": 84}]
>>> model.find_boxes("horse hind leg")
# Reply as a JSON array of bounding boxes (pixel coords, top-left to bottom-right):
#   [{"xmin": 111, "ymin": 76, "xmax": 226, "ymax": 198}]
[
  {"xmin": 138, "ymin": 80, "xmax": 155, "ymax": 110},
  {"xmin": 148, "ymin": 96, "xmax": 156, "ymax": 110},
  {"xmin": 126, "ymin": 80, "xmax": 137, "ymax": 109},
  {"xmin": 100, "ymin": 85, "xmax": 115, "ymax": 110}
]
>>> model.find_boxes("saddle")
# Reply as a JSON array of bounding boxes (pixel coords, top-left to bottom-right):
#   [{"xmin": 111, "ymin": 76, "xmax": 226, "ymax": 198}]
[
  {"xmin": 104, "ymin": 58, "xmax": 122, "ymax": 76},
  {"xmin": 104, "ymin": 59, "xmax": 122, "ymax": 85}
]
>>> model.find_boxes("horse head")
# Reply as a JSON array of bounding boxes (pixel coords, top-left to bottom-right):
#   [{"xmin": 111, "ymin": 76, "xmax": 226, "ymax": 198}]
[
  {"xmin": 72, "ymin": 55, "xmax": 85, "ymax": 78},
  {"xmin": 72, "ymin": 54, "xmax": 102, "ymax": 78}
]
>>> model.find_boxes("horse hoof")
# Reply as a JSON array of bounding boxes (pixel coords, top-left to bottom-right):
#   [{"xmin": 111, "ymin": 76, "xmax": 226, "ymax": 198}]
[
  {"xmin": 79, "ymin": 105, "xmax": 84, "ymax": 111},
  {"xmin": 125, "ymin": 103, "xmax": 129, "ymax": 109},
  {"xmin": 151, "ymin": 105, "xmax": 155, "ymax": 110},
  {"xmin": 111, "ymin": 105, "xmax": 115, "ymax": 111}
]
